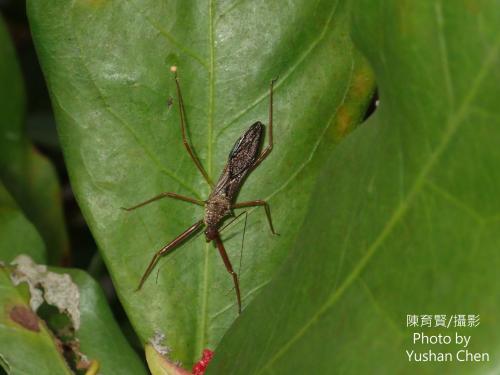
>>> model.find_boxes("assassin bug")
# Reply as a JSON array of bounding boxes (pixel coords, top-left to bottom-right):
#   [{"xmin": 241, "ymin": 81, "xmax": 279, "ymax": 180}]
[{"xmin": 123, "ymin": 66, "xmax": 278, "ymax": 314}]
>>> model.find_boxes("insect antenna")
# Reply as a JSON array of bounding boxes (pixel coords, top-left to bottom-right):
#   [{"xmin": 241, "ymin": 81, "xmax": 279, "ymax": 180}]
[
  {"xmin": 219, "ymin": 210, "xmax": 248, "ymax": 233},
  {"xmin": 237, "ymin": 211, "xmax": 248, "ymax": 279}
]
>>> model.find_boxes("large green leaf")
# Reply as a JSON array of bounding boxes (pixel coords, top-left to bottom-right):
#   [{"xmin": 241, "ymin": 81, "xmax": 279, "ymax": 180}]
[
  {"xmin": 27, "ymin": 0, "xmax": 374, "ymax": 366},
  {"xmin": 208, "ymin": 1, "xmax": 500, "ymax": 374},
  {"xmin": 0, "ymin": 15, "xmax": 69, "ymax": 264}
]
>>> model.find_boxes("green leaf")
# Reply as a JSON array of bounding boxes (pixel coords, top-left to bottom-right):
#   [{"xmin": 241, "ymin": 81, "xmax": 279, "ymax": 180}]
[
  {"xmin": 145, "ymin": 344, "xmax": 191, "ymax": 375},
  {"xmin": 65, "ymin": 268, "xmax": 147, "ymax": 375},
  {"xmin": 208, "ymin": 1, "xmax": 500, "ymax": 374},
  {"xmin": 27, "ymin": 0, "xmax": 374, "ymax": 366},
  {"xmin": 0, "ymin": 179, "xmax": 143, "ymax": 375},
  {"xmin": 0, "ymin": 266, "xmax": 73, "ymax": 375},
  {"xmin": 0, "ymin": 14, "xmax": 69, "ymax": 264},
  {"xmin": 0, "ymin": 181, "xmax": 46, "ymax": 263},
  {"xmin": 1, "ymin": 256, "xmax": 147, "ymax": 375}
]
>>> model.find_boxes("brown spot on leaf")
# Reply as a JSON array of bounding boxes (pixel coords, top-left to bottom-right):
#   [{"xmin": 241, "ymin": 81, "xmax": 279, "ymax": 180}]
[
  {"xmin": 335, "ymin": 106, "xmax": 353, "ymax": 138},
  {"xmin": 350, "ymin": 64, "xmax": 375, "ymax": 99},
  {"xmin": 54, "ymin": 336, "xmax": 65, "ymax": 355},
  {"xmin": 10, "ymin": 305, "xmax": 40, "ymax": 332}
]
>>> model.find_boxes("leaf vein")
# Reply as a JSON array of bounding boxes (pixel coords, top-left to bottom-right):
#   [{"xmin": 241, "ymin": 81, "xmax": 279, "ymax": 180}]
[
  {"xmin": 435, "ymin": 1, "xmax": 455, "ymax": 109},
  {"xmin": 124, "ymin": 0, "xmax": 209, "ymax": 69},
  {"xmin": 424, "ymin": 180, "xmax": 483, "ymax": 221},
  {"xmin": 263, "ymin": 52, "xmax": 355, "ymax": 203},
  {"xmin": 68, "ymin": 8, "xmax": 202, "ymax": 199},
  {"xmin": 215, "ymin": 0, "xmax": 341, "ymax": 138}
]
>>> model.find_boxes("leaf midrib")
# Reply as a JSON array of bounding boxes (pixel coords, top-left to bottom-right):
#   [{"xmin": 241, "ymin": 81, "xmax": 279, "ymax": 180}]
[{"xmin": 196, "ymin": 0, "xmax": 216, "ymax": 360}]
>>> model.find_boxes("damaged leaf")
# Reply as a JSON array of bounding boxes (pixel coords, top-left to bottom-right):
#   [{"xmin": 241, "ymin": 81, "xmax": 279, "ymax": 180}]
[
  {"xmin": 10, "ymin": 255, "xmax": 80, "ymax": 329},
  {"xmin": 6, "ymin": 255, "xmax": 147, "ymax": 374},
  {"xmin": 66, "ymin": 268, "xmax": 147, "ymax": 375},
  {"xmin": 0, "ymin": 266, "xmax": 73, "ymax": 375},
  {"xmin": 9, "ymin": 305, "xmax": 40, "ymax": 332}
]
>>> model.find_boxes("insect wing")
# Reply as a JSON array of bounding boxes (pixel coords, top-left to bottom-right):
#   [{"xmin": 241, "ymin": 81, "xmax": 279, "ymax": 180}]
[{"xmin": 227, "ymin": 122, "xmax": 263, "ymax": 177}]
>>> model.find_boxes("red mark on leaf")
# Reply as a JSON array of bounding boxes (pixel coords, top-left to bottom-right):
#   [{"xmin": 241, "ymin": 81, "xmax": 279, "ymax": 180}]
[
  {"xmin": 192, "ymin": 349, "xmax": 214, "ymax": 375},
  {"xmin": 10, "ymin": 305, "xmax": 40, "ymax": 332}
]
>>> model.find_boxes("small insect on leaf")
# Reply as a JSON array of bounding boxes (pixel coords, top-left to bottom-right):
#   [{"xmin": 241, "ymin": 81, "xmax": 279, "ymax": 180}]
[{"xmin": 123, "ymin": 68, "xmax": 279, "ymax": 314}]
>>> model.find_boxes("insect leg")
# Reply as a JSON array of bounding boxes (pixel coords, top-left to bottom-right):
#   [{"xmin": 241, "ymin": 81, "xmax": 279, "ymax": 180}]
[
  {"xmin": 217, "ymin": 210, "xmax": 248, "ymax": 288},
  {"xmin": 122, "ymin": 192, "xmax": 204, "ymax": 211},
  {"xmin": 136, "ymin": 220, "xmax": 204, "ymax": 291},
  {"xmin": 173, "ymin": 70, "xmax": 214, "ymax": 187},
  {"xmin": 233, "ymin": 200, "xmax": 279, "ymax": 235},
  {"xmin": 213, "ymin": 233, "xmax": 242, "ymax": 314},
  {"xmin": 252, "ymin": 77, "xmax": 277, "ymax": 168}
]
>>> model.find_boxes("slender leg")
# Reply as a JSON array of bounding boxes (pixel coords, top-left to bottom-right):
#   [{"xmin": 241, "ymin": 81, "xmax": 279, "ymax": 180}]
[
  {"xmin": 122, "ymin": 192, "xmax": 204, "ymax": 211},
  {"xmin": 252, "ymin": 78, "xmax": 277, "ymax": 168},
  {"xmin": 173, "ymin": 71, "xmax": 214, "ymax": 187},
  {"xmin": 136, "ymin": 220, "xmax": 204, "ymax": 291},
  {"xmin": 217, "ymin": 210, "xmax": 248, "ymax": 284},
  {"xmin": 233, "ymin": 200, "xmax": 278, "ymax": 235},
  {"xmin": 213, "ymin": 233, "xmax": 242, "ymax": 314}
]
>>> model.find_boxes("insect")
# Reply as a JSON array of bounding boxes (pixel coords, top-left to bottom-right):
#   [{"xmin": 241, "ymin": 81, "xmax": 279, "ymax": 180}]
[{"xmin": 123, "ymin": 66, "xmax": 278, "ymax": 314}]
